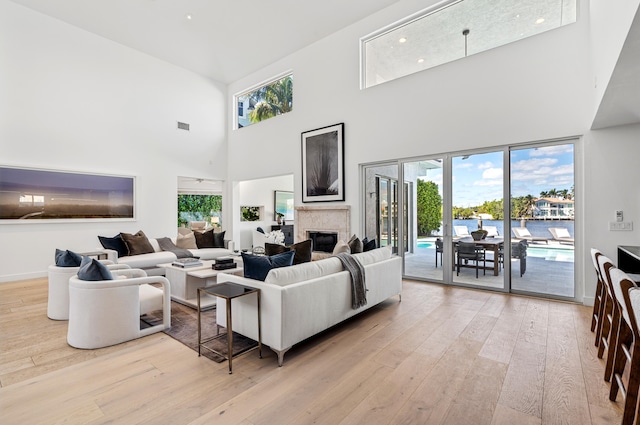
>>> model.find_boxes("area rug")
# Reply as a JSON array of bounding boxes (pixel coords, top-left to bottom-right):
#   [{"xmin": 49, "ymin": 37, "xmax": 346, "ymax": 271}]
[{"xmin": 141, "ymin": 302, "xmax": 258, "ymax": 363}]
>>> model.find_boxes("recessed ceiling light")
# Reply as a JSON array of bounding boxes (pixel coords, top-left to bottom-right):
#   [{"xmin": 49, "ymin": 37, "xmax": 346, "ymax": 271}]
[
  {"xmin": 535, "ymin": 18, "xmax": 545, "ymax": 24},
  {"xmin": 186, "ymin": 14, "xmax": 193, "ymax": 20},
  {"xmin": 399, "ymin": 37, "xmax": 407, "ymax": 43},
  {"xmin": 417, "ymin": 58, "xmax": 424, "ymax": 63}
]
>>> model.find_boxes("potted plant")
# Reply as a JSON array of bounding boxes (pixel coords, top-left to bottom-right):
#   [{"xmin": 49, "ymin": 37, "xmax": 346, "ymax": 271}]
[{"xmin": 471, "ymin": 229, "xmax": 488, "ymax": 241}]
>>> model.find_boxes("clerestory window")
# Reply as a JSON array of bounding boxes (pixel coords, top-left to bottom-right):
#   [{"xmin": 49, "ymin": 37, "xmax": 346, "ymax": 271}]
[
  {"xmin": 361, "ymin": 0, "xmax": 577, "ymax": 88},
  {"xmin": 235, "ymin": 72, "xmax": 293, "ymax": 129}
]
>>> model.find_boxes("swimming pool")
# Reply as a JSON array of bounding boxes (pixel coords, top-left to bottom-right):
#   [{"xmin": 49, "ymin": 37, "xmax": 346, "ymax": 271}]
[
  {"xmin": 527, "ymin": 246, "xmax": 574, "ymax": 262},
  {"xmin": 417, "ymin": 241, "xmax": 434, "ymax": 248}
]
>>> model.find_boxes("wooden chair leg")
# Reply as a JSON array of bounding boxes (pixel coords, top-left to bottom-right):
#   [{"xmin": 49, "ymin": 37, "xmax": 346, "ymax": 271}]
[
  {"xmin": 599, "ymin": 296, "xmax": 613, "ymax": 359},
  {"xmin": 594, "ymin": 280, "xmax": 605, "ymax": 346},
  {"xmin": 620, "ymin": 347, "xmax": 640, "ymax": 425},
  {"xmin": 611, "ymin": 322, "xmax": 633, "ymax": 400},
  {"xmin": 605, "ymin": 307, "xmax": 622, "ymax": 382},
  {"xmin": 592, "ymin": 279, "xmax": 603, "ymax": 332}
]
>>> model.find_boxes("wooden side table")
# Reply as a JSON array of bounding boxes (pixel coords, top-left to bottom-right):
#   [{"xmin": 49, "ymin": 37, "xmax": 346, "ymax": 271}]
[{"xmin": 197, "ymin": 283, "xmax": 262, "ymax": 374}]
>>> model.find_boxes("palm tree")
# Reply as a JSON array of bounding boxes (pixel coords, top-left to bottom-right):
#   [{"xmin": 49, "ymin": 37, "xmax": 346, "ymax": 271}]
[
  {"xmin": 249, "ymin": 76, "xmax": 293, "ymax": 123},
  {"xmin": 523, "ymin": 194, "xmax": 535, "ymax": 217}
]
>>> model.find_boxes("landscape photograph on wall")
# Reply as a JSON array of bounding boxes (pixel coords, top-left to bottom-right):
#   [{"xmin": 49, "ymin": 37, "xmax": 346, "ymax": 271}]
[{"xmin": 0, "ymin": 167, "xmax": 134, "ymax": 220}]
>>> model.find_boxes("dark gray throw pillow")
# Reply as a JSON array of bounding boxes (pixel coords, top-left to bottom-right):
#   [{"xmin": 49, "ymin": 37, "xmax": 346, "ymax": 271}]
[
  {"xmin": 241, "ymin": 250, "xmax": 295, "ymax": 281},
  {"xmin": 362, "ymin": 237, "xmax": 377, "ymax": 252},
  {"xmin": 98, "ymin": 235, "xmax": 128, "ymax": 258},
  {"xmin": 194, "ymin": 229, "xmax": 214, "ymax": 248},
  {"xmin": 265, "ymin": 239, "xmax": 312, "ymax": 265},
  {"xmin": 213, "ymin": 230, "xmax": 226, "ymax": 248},
  {"xmin": 54, "ymin": 249, "xmax": 83, "ymax": 267},
  {"xmin": 77, "ymin": 256, "xmax": 113, "ymax": 281}
]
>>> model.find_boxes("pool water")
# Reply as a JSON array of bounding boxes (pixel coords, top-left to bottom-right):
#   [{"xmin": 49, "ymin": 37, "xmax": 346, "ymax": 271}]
[
  {"xmin": 417, "ymin": 241, "xmax": 434, "ymax": 248},
  {"xmin": 527, "ymin": 246, "xmax": 574, "ymax": 262}
]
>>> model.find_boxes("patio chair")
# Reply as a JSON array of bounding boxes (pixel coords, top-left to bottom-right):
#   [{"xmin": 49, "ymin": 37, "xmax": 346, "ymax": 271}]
[
  {"xmin": 498, "ymin": 240, "xmax": 527, "ymax": 276},
  {"xmin": 454, "ymin": 226, "xmax": 470, "ymax": 237},
  {"xmin": 548, "ymin": 227, "xmax": 574, "ymax": 245},
  {"xmin": 435, "ymin": 238, "xmax": 443, "ymax": 267},
  {"xmin": 456, "ymin": 242, "xmax": 485, "ymax": 278},
  {"xmin": 483, "ymin": 226, "xmax": 499, "ymax": 237},
  {"xmin": 512, "ymin": 227, "xmax": 549, "ymax": 244}
]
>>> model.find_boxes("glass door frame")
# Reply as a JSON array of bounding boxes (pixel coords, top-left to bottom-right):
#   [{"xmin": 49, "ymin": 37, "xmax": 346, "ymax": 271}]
[{"xmin": 360, "ymin": 137, "xmax": 581, "ymax": 302}]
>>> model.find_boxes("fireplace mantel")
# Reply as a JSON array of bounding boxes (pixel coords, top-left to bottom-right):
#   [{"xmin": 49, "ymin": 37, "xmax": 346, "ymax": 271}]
[{"xmin": 295, "ymin": 205, "xmax": 350, "ymax": 244}]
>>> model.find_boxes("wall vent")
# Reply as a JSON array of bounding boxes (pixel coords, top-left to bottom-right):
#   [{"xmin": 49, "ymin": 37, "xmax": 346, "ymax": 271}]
[{"xmin": 177, "ymin": 121, "xmax": 190, "ymax": 131}]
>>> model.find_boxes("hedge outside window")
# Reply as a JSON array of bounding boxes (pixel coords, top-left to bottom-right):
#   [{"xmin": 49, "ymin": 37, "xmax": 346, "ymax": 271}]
[{"xmin": 178, "ymin": 194, "xmax": 222, "ymax": 227}]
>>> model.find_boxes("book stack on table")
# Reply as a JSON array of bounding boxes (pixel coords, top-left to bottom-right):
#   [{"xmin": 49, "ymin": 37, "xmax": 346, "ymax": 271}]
[
  {"xmin": 213, "ymin": 257, "xmax": 237, "ymax": 270},
  {"xmin": 172, "ymin": 257, "xmax": 203, "ymax": 268}
]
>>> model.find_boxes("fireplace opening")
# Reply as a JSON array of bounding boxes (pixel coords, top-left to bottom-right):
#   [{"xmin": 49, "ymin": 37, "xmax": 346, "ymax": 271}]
[{"xmin": 308, "ymin": 231, "xmax": 338, "ymax": 253}]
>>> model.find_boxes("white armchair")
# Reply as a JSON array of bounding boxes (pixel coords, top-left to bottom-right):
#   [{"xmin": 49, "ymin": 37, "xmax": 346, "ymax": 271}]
[
  {"xmin": 47, "ymin": 261, "xmax": 130, "ymax": 320},
  {"xmin": 67, "ymin": 269, "xmax": 171, "ymax": 349}
]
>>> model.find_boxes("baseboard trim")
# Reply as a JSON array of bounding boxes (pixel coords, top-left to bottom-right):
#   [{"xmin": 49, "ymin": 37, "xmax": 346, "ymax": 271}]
[{"xmin": 0, "ymin": 270, "xmax": 47, "ymax": 283}]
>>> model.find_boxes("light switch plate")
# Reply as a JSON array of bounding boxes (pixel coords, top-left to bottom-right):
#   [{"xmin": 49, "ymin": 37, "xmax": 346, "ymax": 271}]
[{"xmin": 609, "ymin": 221, "xmax": 633, "ymax": 231}]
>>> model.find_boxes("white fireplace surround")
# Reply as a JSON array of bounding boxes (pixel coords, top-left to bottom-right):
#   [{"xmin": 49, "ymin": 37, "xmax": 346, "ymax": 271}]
[{"xmin": 295, "ymin": 205, "xmax": 350, "ymax": 244}]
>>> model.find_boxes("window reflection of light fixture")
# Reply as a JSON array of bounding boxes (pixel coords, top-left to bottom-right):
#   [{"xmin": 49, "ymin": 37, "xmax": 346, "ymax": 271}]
[{"xmin": 462, "ymin": 29, "xmax": 470, "ymax": 57}]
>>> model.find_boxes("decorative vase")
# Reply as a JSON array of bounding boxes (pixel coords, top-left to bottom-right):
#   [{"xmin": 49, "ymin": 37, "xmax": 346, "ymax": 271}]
[
  {"xmin": 277, "ymin": 216, "xmax": 282, "ymax": 225},
  {"xmin": 471, "ymin": 231, "xmax": 485, "ymax": 241}
]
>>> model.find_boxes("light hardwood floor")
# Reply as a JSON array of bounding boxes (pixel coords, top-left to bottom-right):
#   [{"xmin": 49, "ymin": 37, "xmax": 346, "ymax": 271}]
[{"xmin": 0, "ymin": 277, "xmax": 623, "ymax": 424}]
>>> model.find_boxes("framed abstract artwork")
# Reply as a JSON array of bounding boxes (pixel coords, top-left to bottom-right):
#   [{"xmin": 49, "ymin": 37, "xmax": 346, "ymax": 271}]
[
  {"xmin": 301, "ymin": 123, "xmax": 344, "ymax": 202},
  {"xmin": 274, "ymin": 190, "xmax": 294, "ymax": 221},
  {"xmin": 0, "ymin": 166, "xmax": 135, "ymax": 222}
]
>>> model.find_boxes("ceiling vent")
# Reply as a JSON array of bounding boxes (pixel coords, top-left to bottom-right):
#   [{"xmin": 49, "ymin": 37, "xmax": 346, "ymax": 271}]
[{"xmin": 177, "ymin": 121, "xmax": 190, "ymax": 131}]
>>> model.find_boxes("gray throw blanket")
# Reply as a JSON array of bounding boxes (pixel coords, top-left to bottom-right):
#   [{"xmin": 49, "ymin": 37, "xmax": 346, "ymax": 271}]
[
  {"xmin": 156, "ymin": 237, "xmax": 194, "ymax": 259},
  {"xmin": 335, "ymin": 252, "xmax": 367, "ymax": 309}
]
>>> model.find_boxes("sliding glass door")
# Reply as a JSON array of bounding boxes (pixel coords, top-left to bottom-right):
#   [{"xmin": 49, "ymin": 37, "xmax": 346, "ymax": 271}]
[
  {"xmin": 363, "ymin": 139, "xmax": 576, "ymax": 300},
  {"xmin": 451, "ymin": 150, "xmax": 506, "ymax": 290}
]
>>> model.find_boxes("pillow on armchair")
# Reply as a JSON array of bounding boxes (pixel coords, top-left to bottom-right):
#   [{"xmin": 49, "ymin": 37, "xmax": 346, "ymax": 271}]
[
  {"xmin": 77, "ymin": 256, "xmax": 114, "ymax": 281},
  {"xmin": 54, "ymin": 249, "xmax": 83, "ymax": 267}
]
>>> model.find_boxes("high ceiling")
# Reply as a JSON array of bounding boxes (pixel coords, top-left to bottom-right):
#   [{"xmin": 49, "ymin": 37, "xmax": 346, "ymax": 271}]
[
  {"xmin": 8, "ymin": 0, "xmax": 640, "ymax": 129},
  {"xmin": 8, "ymin": 0, "xmax": 401, "ymax": 84}
]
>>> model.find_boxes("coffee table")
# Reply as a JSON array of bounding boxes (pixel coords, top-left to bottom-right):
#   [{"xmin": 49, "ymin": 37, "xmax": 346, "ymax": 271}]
[{"xmin": 158, "ymin": 260, "xmax": 243, "ymax": 309}]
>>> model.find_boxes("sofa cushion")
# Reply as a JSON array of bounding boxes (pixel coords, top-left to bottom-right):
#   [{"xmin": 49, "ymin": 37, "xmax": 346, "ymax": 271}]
[
  {"xmin": 117, "ymin": 251, "xmax": 177, "ymax": 269},
  {"xmin": 120, "ymin": 231, "xmax": 155, "ymax": 255},
  {"xmin": 77, "ymin": 256, "xmax": 113, "ymax": 281},
  {"xmin": 176, "ymin": 231, "xmax": 198, "ymax": 249},
  {"xmin": 98, "ymin": 234, "xmax": 128, "ymax": 258},
  {"xmin": 264, "ymin": 256, "xmax": 344, "ymax": 286},
  {"xmin": 54, "ymin": 249, "xmax": 83, "ymax": 267},
  {"xmin": 189, "ymin": 248, "xmax": 232, "ymax": 260},
  {"xmin": 242, "ymin": 251, "xmax": 295, "ymax": 281},
  {"xmin": 353, "ymin": 246, "xmax": 392, "ymax": 266},
  {"xmin": 265, "ymin": 239, "xmax": 312, "ymax": 265}
]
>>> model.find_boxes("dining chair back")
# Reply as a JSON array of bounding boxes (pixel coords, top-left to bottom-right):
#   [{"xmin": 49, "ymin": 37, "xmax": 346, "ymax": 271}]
[
  {"xmin": 597, "ymin": 254, "xmax": 617, "ymax": 381},
  {"xmin": 590, "ymin": 248, "xmax": 605, "ymax": 345}
]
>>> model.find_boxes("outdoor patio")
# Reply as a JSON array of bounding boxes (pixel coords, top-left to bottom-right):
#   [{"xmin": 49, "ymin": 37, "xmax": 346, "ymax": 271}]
[{"xmin": 403, "ymin": 240, "xmax": 575, "ymax": 298}]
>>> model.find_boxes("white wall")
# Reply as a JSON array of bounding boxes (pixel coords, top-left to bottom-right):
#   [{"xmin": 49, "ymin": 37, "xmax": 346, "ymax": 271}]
[
  {"xmin": 226, "ymin": 0, "xmax": 640, "ymax": 303},
  {"xmin": 582, "ymin": 123, "xmax": 640, "ymax": 303},
  {"xmin": 235, "ymin": 175, "xmax": 294, "ymax": 250},
  {"xmin": 0, "ymin": 1, "xmax": 227, "ymax": 281}
]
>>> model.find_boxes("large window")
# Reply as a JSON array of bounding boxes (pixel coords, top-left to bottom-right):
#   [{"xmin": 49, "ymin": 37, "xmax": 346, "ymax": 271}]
[
  {"xmin": 361, "ymin": 0, "xmax": 577, "ymax": 88},
  {"xmin": 235, "ymin": 73, "xmax": 293, "ymax": 129}
]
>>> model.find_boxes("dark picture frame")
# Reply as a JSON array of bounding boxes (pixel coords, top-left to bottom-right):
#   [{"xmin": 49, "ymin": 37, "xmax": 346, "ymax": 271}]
[
  {"xmin": 0, "ymin": 166, "xmax": 135, "ymax": 221},
  {"xmin": 301, "ymin": 123, "xmax": 344, "ymax": 202},
  {"xmin": 274, "ymin": 190, "xmax": 294, "ymax": 221}
]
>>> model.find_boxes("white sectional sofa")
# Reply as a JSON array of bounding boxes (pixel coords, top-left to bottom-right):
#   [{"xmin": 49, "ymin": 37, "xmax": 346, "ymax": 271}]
[
  {"xmin": 104, "ymin": 237, "xmax": 235, "ymax": 276},
  {"xmin": 216, "ymin": 246, "xmax": 402, "ymax": 366}
]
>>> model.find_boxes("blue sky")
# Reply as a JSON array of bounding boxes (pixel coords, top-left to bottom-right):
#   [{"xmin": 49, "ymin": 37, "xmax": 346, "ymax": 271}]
[{"xmin": 422, "ymin": 144, "xmax": 574, "ymax": 208}]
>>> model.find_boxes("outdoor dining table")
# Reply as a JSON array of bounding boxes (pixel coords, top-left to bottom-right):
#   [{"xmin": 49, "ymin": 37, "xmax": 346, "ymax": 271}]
[{"xmin": 454, "ymin": 237, "xmax": 504, "ymax": 276}]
